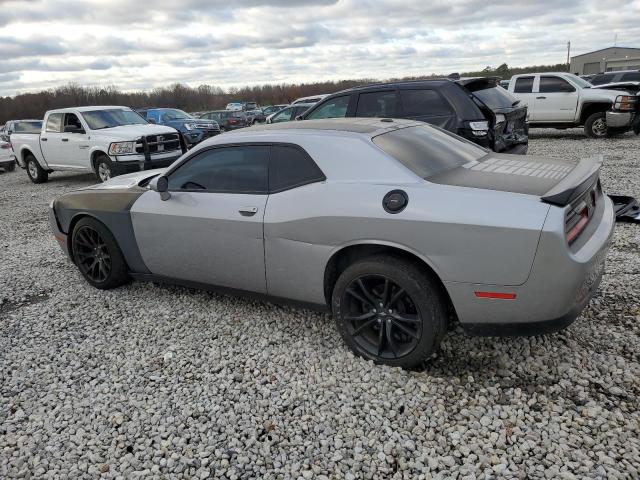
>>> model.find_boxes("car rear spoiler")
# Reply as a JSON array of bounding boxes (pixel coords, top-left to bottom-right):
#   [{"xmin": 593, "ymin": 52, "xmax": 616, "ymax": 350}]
[{"xmin": 541, "ymin": 155, "xmax": 602, "ymax": 207}]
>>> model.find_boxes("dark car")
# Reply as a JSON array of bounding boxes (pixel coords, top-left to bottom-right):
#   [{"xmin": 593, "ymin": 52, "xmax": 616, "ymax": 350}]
[
  {"xmin": 589, "ymin": 70, "xmax": 640, "ymax": 86},
  {"xmin": 137, "ymin": 108, "xmax": 220, "ymax": 147},
  {"xmin": 299, "ymin": 78, "xmax": 529, "ymax": 154},
  {"xmin": 199, "ymin": 110, "xmax": 249, "ymax": 131},
  {"xmin": 243, "ymin": 109, "xmax": 267, "ymax": 125}
]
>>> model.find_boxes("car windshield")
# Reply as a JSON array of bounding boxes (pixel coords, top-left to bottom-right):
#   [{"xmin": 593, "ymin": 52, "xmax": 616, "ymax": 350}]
[
  {"xmin": 570, "ymin": 75, "xmax": 593, "ymax": 88},
  {"xmin": 373, "ymin": 124, "xmax": 487, "ymax": 178},
  {"xmin": 82, "ymin": 109, "xmax": 148, "ymax": 130},
  {"xmin": 470, "ymin": 85, "xmax": 520, "ymax": 110},
  {"xmin": 162, "ymin": 109, "xmax": 193, "ymax": 120},
  {"xmin": 14, "ymin": 121, "xmax": 42, "ymax": 133}
]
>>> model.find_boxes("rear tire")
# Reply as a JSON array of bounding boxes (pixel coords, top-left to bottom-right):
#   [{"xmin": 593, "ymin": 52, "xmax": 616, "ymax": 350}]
[
  {"xmin": 94, "ymin": 154, "xmax": 113, "ymax": 182},
  {"xmin": 71, "ymin": 217, "xmax": 130, "ymax": 290},
  {"xmin": 584, "ymin": 112, "xmax": 609, "ymax": 138},
  {"xmin": 25, "ymin": 154, "xmax": 48, "ymax": 183},
  {"xmin": 332, "ymin": 255, "xmax": 447, "ymax": 369}
]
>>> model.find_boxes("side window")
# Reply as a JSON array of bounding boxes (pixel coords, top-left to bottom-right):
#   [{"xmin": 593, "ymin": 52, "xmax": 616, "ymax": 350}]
[
  {"xmin": 168, "ymin": 146, "xmax": 269, "ymax": 193},
  {"xmin": 621, "ymin": 72, "xmax": 640, "ymax": 82},
  {"xmin": 64, "ymin": 113, "xmax": 83, "ymax": 130},
  {"xmin": 306, "ymin": 95, "xmax": 350, "ymax": 120},
  {"xmin": 356, "ymin": 91, "xmax": 398, "ymax": 117},
  {"xmin": 270, "ymin": 145, "xmax": 325, "ymax": 192},
  {"xmin": 514, "ymin": 77, "xmax": 534, "ymax": 93},
  {"xmin": 45, "ymin": 113, "xmax": 63, "ymax": 133},
  {"xmin": 271, "ymin": 108, "xmax": 293, "ymax": 123},
  {"xmin": 539, "ymin": 76, "xmax": 575, "ymax": 93},
  {"xmin": 400, "ymin": 89, "xmax": 453, "ymax": 117},
  {"xmin": 146, "ymin": 111, "xmax": 161, "ymax": 123}
]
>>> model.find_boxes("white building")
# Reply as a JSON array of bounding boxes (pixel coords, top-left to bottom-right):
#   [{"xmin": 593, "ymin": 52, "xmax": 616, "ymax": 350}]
[{"xmin": 570, "ymin": 47, "xmax": 640, "ymax": 75}]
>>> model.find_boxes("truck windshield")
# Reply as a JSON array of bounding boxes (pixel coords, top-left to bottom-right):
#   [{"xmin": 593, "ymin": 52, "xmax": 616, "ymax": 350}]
[
  {"xmin": 14, "ymin": 121, "xmax": 42, "ymax": 133},
  {"xmin": 162, "ymin": 109, "xmax": 193, "ymax": 120},
  {"xmin": 372, "ymin": 124, "xmax": 487, "ymax": 179},
  {"xmin": 82, "ymin": 109, "xmax": 147, "ymax": 130},
  {"xmin": 569, "ymin": 75, "xmax": 593, "ymax": 88}
]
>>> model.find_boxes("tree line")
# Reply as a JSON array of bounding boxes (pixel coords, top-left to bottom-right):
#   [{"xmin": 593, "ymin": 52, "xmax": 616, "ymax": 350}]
[{"xmin": 0, "ymin": 63, "xmax": 569, "ymax": 124}]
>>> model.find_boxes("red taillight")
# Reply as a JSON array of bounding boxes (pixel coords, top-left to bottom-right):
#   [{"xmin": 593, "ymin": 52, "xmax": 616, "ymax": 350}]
[
  {"xmin": 228, "ymin": 118, "xmax": 237, "ymax": 124},
  {"xmin": 474, "ymin": 291, "xmax": 517, "ymax": 300},
  {"xmin": 0, "ymin": 143, "xmax": 10, "ymax": 149},
  {"xmin": 566, "ymin": 207, "xmax": 589, "ymax": 244}
]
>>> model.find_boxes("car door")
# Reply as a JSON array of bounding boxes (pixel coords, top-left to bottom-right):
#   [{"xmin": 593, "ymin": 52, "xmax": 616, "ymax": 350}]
[
  {"xmin": 398, "ymin": 88, "xmax": 456, "ymax": 129},
  {"xmin": 60, "ymin": 112, "xmax": 90, "ymax": 169},
  {"xmin": 40, "ymin": 113, "xmax": 65, "ymax": 166},
  {"xmin": 130, "ymin": 144, "xmax": 270, "ymax": 293},
  {"xmin": 511, "ymin": 76, "xmax": 536, "ymax": 120},
  {"xmin": 532, "ymin": 76, "xmax": 578, "ymax": 122}
]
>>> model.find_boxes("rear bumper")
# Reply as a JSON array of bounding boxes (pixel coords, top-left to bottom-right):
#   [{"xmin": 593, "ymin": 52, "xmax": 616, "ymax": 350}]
[{"xmin": 448, "ymin": 195, "xmax": 615, "ymax": 336}]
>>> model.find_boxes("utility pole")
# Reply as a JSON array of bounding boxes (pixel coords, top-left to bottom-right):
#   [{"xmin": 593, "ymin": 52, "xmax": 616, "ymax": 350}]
[{"xmin": 566, "ymin": 41, "xmax": 571, "ymax": 70}]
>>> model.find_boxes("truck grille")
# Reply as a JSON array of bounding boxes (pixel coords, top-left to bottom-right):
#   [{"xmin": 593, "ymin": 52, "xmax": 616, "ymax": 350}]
[{"xmin": 136, "ymin": 133, "xmax": 181, "ymax": 155}]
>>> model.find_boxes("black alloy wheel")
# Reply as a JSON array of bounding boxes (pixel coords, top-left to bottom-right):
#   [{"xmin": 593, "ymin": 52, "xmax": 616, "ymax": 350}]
[
  {"xmin": 342, "ymin": 274, "xmax": 422, "ymax": 360},
  {"xmin": 73, "ymin": 225, "xmax": 112, "ymax": 283}
]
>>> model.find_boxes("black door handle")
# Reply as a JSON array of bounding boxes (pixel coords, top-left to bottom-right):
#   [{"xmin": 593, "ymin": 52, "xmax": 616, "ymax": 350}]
[
  {"xmin": 536, "ymin": 96, "xmax": 546, "ymax": 99},
  {"xmin": 41, "ymin": 138, "xmax": 47, "ymax": 141},
  {"xmin": 61, "ymin": 138, "xmax": 69, "ymax": 142}
]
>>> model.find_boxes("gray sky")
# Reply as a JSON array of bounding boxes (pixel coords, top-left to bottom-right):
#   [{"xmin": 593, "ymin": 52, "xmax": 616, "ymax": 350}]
[{"xmin": 0, "ymin": 0, "xmax": 639, "ymax": 96}]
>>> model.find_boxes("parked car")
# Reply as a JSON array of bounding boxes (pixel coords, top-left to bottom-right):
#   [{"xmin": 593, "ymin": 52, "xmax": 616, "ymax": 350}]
[
  {"xmin": 292, "ymin": 94, "xmax": 329, "ymax": 104},
  {"xmin": 242, "ymin": 101, "xmax": 258, "ymax": 110},
  {"xmin": 199, "ymin": 110, "xmax": 249, "ymax": 131},
  {"xmin": 0, "ymin": 139, "xmax": 16, "ymax": 171},
  {"xmin": 507, "ymin": 72, "xmax": 640, "ymax": 138},
  {"xmin": 262, "ymin": 105, "xmax": 289, "ymax": 116},
  {"xmin": 243, "ymin": 109, "xmax": 267, "ymax": 125},
  {"xmin": 266, "ymin": 104, "xmax": 315, "ymax": 123},
  {"xmin": 1, "ymin": 119, "xmax": 43, "ymax": 140},
  {"xmin": 225, "ymin": 102, "xmax": 244, "ymax": 111},
  {"xmin": 299, "ymin": 78, "xmax": 529, "ymax": 154},
  {"xmin": 12, "ymin": 106, "xmax": 182, "ymax": 183},
  {"xmin": 49, "ymin": 118, "xmax": 614, "ymax": 368},
  {"xmin": 589, "ymin": 70, "xmax": 640, "ymax": 86},
  {"xmin": 137, "ymin": 108, "xmax": 220, "ymax": 147}
]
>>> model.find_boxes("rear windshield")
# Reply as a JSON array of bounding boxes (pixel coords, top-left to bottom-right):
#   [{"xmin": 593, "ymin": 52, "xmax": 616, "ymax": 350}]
[
  {"xmin": 372, "ymin": 125, "xmax": 487, "ymax": 178},
  {"xmin": 470, "ymin": 86, "xmax": 520, "ymax": 110},
  {"xmin": 14, "ymin": 121, "xmax": 42, "ymax": 133}
]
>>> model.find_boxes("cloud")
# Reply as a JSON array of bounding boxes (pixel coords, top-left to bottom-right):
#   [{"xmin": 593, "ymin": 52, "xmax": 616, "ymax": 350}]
[{"xmin": 0, "ymin": 0, "xmax": 639, "ymax": 96}]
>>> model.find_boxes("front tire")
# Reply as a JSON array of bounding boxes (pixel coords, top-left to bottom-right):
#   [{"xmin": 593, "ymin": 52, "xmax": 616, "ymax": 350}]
[
  {"xmin": 584, "ymin": 112, "xmax": 609, "ymax": 138},
  {"xmin": 94, "ymin": 154, "xmax": 113, "ymax": 182},
  {"xmin": 25, "ymin": 154, "xmax": 48, "ymax": 183},
  {"xmin": 71, "ymin": 217, "xmax": 130, "ymax": 289},
  {"xmin": 332, "ymin": 255, "xmax": 447, "ymax": 368}
]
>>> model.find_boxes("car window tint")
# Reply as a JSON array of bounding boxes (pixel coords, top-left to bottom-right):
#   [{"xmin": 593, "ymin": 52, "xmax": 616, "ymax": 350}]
[
  {"xmin": 373, "ymin": 124, "xmax": 487, "ymax": 178},
  {"xmin": 539, "ymin": 76, "xmax": 574, "ymax": 93},
  {"xmin": 306, "ymin": 96, "xmax": 350, "ymax": 120},
  {"xmin": 513, "ymin": 77, "xmax": 534, "ymax": 93},
  {"xmin": 168, "ymin": 146, "xmax": 269, "ymax": 193},
  {"xmin": 270, "ymin": 145, "xmax": 325, "ymax": 192},
  {"xmin": 64, "ymin": 113, "xmax": 82, "ymax": 129},
  {"xmin": 400, "ymin": 89, "xmax": 452, "ymax": 117},
  {"xmin": 356, "ymin": 91, "xmax": 398, "ymax": 117},
  {"xmin": 590, "ymin": 73, "xmax": 615, "ymax": 85},
  {"xmin": 272, "ymin": 108, "xmax": 293, "ymax": 122},
  {"xmin": 621, "ymin": 72, "xmax": 640, "ymax": 81},
  {"xmin": 45, "ymin": 113, "xmax": 63, "ymax": 133}
]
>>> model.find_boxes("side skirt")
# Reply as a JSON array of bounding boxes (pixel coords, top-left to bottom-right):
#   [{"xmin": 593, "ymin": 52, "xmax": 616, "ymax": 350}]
[{"xmin": 130, "ymin": 273, "xmax": 330, "ymax": 313}]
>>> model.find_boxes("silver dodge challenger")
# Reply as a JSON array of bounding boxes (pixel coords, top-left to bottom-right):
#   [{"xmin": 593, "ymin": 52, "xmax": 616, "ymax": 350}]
[{"xmin": 50, "ymin": 118, "xmax": 615, "ymax": 368}]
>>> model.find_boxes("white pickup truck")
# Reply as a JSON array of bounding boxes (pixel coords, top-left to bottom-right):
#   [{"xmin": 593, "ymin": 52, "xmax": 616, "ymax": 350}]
[
  {"xmin": 507, "ymin": 72, "xmax": 639, "ymax": 138},
  {"xmin": 12, "ymin": 106, "xmax": 184, "ymax": 183}
]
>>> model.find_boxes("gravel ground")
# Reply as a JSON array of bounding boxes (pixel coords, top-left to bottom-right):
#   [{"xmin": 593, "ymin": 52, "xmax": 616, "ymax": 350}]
[{"xmin": 1, "ymin": 129, "xmax": 639, "ymax": 479}]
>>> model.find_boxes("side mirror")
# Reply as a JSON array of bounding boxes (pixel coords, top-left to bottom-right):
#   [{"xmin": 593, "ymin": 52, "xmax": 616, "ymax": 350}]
[
  {"xmin": 147, "ymin": 118, "xmax": 157, "ymax": 124},
  {"xmin": 149, "ymin": 175, "xmax": 171, "ymax": 201}
]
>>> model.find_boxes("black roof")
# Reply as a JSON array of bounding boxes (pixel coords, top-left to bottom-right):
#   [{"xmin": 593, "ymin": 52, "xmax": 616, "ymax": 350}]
[{"xmin": 333, "ymin": 79, "xmax": 454, "ymax": 96}]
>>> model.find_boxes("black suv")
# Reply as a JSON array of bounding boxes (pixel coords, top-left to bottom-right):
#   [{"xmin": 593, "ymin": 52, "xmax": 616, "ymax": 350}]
[{"xmin": 299, "ymin": 78, "xmax": 529, "ymax": 154}]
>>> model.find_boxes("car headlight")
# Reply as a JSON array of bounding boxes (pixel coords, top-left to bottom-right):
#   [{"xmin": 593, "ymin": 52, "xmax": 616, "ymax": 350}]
[
  {"xmin": 184, "ymin": 123, "xmax": 196, "ymax": 130},
  {"xmin": 108, "ymin": 141, "xmax": 135, "ymax": 155}
]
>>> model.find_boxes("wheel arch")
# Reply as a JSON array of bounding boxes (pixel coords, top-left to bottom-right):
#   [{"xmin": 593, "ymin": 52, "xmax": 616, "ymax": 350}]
[
  {"xmin": 323, "ymin": 242, "xmax": 457, "ymax": 319},
  {"xmin": 579, "ymin": 102, "xmax": 612, "ymax": 124},
  {"xmin": 90, "ymin": 150, "xmax": 110, "ymax": 172}
]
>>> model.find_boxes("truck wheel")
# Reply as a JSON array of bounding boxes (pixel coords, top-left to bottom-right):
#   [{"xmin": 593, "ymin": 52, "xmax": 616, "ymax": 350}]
[
  {"xmin": 332, "ymin": 255, "xmax": 447, "ymax": 369},
  {"xmin": 94, "ymin": 154, "xmax": 113, "ymax": 182},
  {"xmin": 26, "ymin": 154, "xmax": 48, "ymax": 183},
  {"xmin": 584, "ymin": 112, "xmax": 609, "ymax": 138}
]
